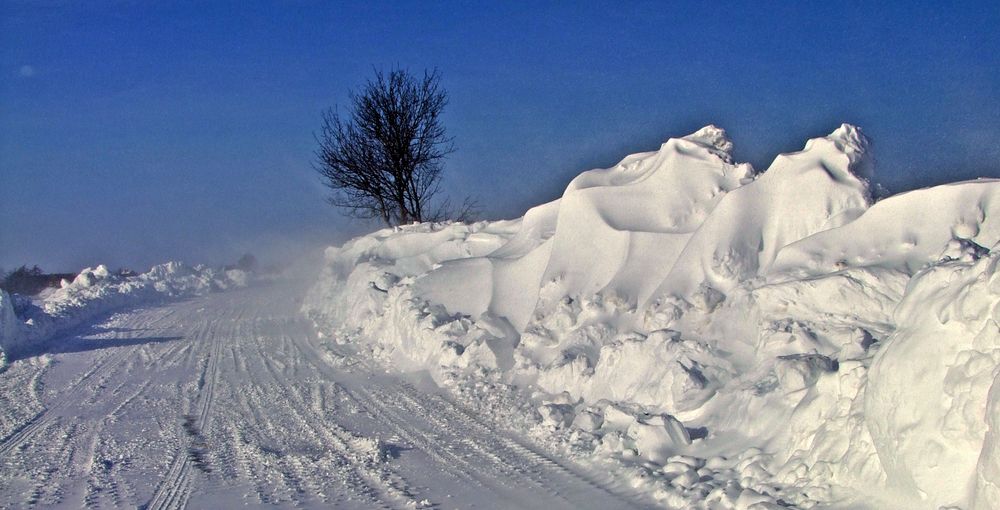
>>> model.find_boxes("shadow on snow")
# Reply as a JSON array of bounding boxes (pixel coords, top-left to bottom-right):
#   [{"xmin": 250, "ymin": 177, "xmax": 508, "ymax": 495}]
[{"xmin": 8, "ymin": 320, "xmax": 184, "ymax": 362}]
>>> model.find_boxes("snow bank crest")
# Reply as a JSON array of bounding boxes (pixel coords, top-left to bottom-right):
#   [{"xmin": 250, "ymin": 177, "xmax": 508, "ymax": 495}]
[
  {"xmin": 802, "ymin": 123, "xmax": 874, "ymax": 184},
  {"xmin": 681, "ymin": 124, "xmax": 735, "ymax": 164}
]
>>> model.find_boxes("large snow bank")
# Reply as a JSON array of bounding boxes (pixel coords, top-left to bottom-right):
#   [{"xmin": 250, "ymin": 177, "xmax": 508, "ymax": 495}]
[
  {"xmin": 303, "ymin": 124, "xmax": 1000, "ymax": 509},
  {"xmin": 0, "ymin": 262, "xmax": 249, "ymax": 365}
]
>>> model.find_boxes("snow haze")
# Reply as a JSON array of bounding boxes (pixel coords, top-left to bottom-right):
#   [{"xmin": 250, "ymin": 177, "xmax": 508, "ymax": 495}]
[{"xmin": 2, "ymin": 2, "xmax": 999, "ymax": 272}]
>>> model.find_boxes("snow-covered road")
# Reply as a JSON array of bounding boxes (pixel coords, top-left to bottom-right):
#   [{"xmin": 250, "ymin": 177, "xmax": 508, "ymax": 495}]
[{"xmin": 0, "ymin": 283, "xmax": 645, "ymax": 509}]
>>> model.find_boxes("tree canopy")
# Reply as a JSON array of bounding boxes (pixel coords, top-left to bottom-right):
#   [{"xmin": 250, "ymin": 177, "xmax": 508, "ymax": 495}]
[{"xmin": 314, "ymin": 68, "xmax": 458, "ymax": 226}]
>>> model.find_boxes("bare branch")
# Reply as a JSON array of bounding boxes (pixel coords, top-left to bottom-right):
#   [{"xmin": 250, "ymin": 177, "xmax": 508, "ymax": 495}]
[{"xmin": 314, "ymin": 68, "xmax": 460, "ymax": 226}]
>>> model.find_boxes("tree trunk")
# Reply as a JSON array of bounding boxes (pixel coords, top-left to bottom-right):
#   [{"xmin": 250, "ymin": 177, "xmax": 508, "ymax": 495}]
[{"xmin": 397, "ymin": 194, "xmax": 409, "ymax": 225}]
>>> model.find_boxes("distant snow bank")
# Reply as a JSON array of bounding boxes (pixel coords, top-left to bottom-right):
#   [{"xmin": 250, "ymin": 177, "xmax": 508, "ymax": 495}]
[
  {"xmin": 0, "ymin": 262, "xmax": 249, "ymax": 366},
  {"xmin": 304, "ymin": 124, "xmax": 1000, "ymax": 509}
]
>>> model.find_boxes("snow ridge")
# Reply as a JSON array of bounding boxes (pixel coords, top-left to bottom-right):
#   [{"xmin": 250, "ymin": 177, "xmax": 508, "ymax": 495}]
[
  {"xmin": 0, "ymin": 262, "xmax": 250, "ymax": 366},
  {"xmin": 303, "ymin": 125, "xmax": 1000, "ymax": 509}
]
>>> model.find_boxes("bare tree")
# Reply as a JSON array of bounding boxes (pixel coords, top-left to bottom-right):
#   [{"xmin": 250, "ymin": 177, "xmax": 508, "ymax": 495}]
[{"xmin": 314, "ymin": 68, "xmax": 458, "ymax": 226}]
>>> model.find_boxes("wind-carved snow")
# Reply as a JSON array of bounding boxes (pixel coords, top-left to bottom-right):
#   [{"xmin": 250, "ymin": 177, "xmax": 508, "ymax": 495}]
[{"xmin": 303, "ymin": 124, "xmax": 1000, "ymax": 509}]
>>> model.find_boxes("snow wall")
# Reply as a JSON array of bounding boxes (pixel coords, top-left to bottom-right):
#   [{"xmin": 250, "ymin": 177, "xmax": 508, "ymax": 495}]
[
  {"xmin": 0, "ymin": 262, "xmax": 249, "ymax": 368},
  {"xmin": 303, "ymin": 125, "xmax": 1000, "ymax": 509}
]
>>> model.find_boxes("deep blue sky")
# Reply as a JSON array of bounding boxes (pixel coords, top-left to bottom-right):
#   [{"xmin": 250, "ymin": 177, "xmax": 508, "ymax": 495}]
[{"xmin": 2, "ymin": 1, "xmax": 999, "ymax": 272}]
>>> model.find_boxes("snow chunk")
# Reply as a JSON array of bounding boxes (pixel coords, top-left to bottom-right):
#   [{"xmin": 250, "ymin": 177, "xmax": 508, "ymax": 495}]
[{"xmin": 682, "ymin": 124, "xmax": 735, "ymax": 164}]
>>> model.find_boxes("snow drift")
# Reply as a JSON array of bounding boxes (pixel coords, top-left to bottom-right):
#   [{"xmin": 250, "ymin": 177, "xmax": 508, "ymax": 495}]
[
  {"xmin": 303, "ymin": 124, "xmax": 1000, "ymax": 509},
  {"xmin": 0, "ymin": 262, "xmax": 249, "ymax": 367}
]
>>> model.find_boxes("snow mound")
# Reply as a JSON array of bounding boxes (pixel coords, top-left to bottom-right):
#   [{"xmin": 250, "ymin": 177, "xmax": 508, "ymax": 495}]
[
  {"xmin": 647, "ymin": 123, "xmax": 872, "ymax": 305},
  {"xmin": 415, "ymin": 125, "xmax": 755, "ymax": 338},
  {"xmin": 303, "ymin": 125, "xmax": 1000, "ymax": 509},
  {"xmin": 0, "ymin": 262, "xmax": 250, "ymax": 362},
  {"xmin": 865, "ymin": 249, "xmax": 1000, "ymax": 509}
]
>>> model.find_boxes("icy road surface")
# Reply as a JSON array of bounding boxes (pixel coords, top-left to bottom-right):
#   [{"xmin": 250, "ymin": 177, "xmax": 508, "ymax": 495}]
[{"xmin": 0, "ymin": 284, "xmax": 645, "ymax": 509}]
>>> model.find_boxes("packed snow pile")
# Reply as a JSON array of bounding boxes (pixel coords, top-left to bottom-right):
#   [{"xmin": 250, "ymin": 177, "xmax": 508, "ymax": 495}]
[
  {"xmin": 0, "ymin": 262, "xmax": 249, "ymax": 366},
  {"xmin": 303, "ymin": 124, "xmax": 1000, "ymax": 509}
]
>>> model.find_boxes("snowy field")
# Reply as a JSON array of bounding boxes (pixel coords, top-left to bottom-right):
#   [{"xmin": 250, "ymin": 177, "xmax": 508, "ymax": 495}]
[{"xmin": 2, "ymin": 125, "xmax": 999, "ymax": 509}]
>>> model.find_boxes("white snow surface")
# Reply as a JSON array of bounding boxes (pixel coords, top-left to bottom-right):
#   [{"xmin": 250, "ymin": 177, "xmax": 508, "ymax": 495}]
[
  {"xmin": 1, "ymin": 282, "xmax": 650, "ymax": 509},
  {"xmin": 303, "ymin": 125, "xmax": 1000, "ymax": 509},
  {"xmin": 0, "ymin": 262, "xmax": 249, "ymax": 366}
]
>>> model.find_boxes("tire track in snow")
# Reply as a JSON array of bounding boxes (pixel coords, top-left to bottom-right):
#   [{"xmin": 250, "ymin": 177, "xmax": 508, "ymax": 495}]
[
  {"xmin": 444, "ymin": 395, "xmax": 635, "ymax": 506},
  {"xmin": 0, "ymin": 305, "xmax": 194, "ymax": 508},
  {"xmin": 145, "ymin": 305, "xmax": 234, "ymax": 510},
  {"xmin": 79, "ymin": 327, "xmax": 199, "ymax": 509},
  {"xmin": 295, "ymin": 337, "xmax": 541, "ymax": 504},
  {"xmin": 23, "ymin": 422, "xmax": 80, "ymax": 506},
  {"xmin": 55, "ymin": 307, "xmax": 198, "ymax": 508},
  {"xmin": 336, "ymin": 382, "xmax": 496, "ymax": 488},
  {"xmin": 242, "ymin": 328, "xmax": 416, "ymax": 509},
  {"xmin": 0, "ymin": 338, "xmax": 139, "ymax": 458},
  {"xmin": 80, "ymin": 376, "xmax": 159, "ymax": 509},
  {"xmin": 300, "ymin": 339, "xmax": 586, "ymax": 508},
  {"xmin": 346, "ymin": 381, "xmax": 604, "ymax": 506},
  {"xmin": 314, "ymin": 340, "xmax": 645, "ymax": 509},
  {"xmin": 396, "ymin": 378, "xmax": 642, "ymax": 508}
]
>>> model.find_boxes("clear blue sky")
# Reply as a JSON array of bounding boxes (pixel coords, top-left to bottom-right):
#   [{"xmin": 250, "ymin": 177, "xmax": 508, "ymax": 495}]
[{"xmin": 2, "ymin": 1, "xmax": 999, "ymax": 272}]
